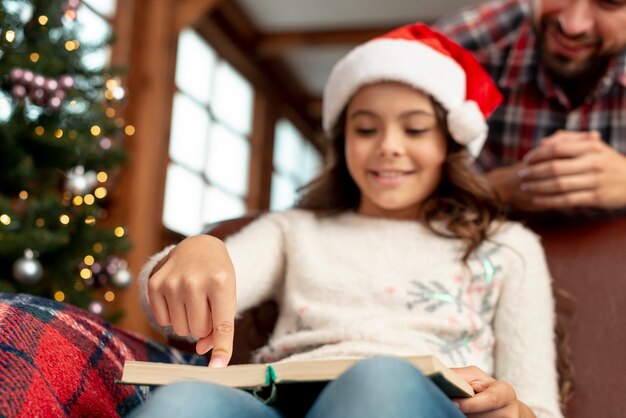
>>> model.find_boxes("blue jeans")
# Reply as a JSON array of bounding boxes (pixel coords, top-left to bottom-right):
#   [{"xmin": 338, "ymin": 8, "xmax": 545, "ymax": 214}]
[{"xmin": 129, "ymin": 356, "xmax": 466, "ymax": 418}]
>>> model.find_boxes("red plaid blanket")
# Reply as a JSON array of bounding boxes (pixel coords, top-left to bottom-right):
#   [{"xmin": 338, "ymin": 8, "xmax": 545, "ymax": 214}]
[{"xmin": 0, "ymin": 293, "xmax": 206, "ymax": 417}]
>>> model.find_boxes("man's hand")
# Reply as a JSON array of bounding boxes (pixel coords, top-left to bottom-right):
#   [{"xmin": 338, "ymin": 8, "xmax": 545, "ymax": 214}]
[
  {"xmin": 148, "ymin": 234, "xmax": 237, "ymax": 368},
  {"xmin": 518, "ymin": 130, "xmax": 626, "ymax": 209},
  {"xmin": 452, "ymin": 366, "xmax": 536, "ymax": 418},
  {"xmin": 486, "ymin": 161, "xmax": 541, "ymax": 212}
]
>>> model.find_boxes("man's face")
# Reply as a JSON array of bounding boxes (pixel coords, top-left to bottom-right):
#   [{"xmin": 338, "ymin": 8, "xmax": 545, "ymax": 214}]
[{"xmin": 533, "ymin": 0, "xmax": 626, "ymax": 80}]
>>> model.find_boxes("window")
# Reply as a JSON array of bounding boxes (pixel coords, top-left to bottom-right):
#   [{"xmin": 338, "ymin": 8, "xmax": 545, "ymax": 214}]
[
  {"xmin": 271, "ymin": 119, "xmax": 322, "ymax": 211},
  {"xmin": 163, "ymin": 29, "xmax": 253, "ymax": 236},
  {"xmin": 77, "ymin": 0, "xmax": 117, "ymax": 70}
]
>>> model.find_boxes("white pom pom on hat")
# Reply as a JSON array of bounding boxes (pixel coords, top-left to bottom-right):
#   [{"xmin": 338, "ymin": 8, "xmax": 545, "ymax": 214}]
[{"xmin": 322, "ymin": 23, "xmax": 502, "ymax": 157}]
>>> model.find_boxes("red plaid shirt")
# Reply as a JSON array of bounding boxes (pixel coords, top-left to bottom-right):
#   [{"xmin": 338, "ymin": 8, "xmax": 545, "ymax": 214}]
[{"xmin": 436, "ymin": 0, "xmax": 626, "ymax": 171}]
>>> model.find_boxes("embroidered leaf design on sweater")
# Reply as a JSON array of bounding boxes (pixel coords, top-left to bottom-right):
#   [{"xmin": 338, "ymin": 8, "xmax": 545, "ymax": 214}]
[{"xmin": 406, "ymin": 244, "xmax": 503, "ymax": 363}]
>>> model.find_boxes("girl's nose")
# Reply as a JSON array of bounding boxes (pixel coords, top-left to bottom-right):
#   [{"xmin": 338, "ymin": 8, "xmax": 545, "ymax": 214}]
[{"xmin": 378, "ymin": 130, "xmax": 404, "ymax": 157}]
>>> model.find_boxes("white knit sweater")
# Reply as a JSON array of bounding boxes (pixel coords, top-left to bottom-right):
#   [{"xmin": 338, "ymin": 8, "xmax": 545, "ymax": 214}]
[{"xmin": 139, "ymin": 209, "xmax": 562, "ymax": 418}]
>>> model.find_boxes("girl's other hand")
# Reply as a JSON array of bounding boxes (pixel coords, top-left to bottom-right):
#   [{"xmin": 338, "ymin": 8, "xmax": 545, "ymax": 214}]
[
  {"xmin": 147, "ymin": 235, "xmax": 237, "ymax": 368},
  {"xmin": 451, "ymin": 366, "xmax": 536, "ymax": 418}
]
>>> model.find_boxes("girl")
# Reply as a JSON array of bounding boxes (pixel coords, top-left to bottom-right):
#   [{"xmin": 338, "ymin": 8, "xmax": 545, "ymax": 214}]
[{"xmin": 132, "ymin": 24, "xmax": 562, "ymax": 418}]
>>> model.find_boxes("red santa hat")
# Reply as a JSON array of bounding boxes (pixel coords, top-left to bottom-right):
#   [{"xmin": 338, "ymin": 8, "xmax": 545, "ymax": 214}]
[{"xmin": 322, "ymin": 23, "xmax": 502, "ymax": 157}]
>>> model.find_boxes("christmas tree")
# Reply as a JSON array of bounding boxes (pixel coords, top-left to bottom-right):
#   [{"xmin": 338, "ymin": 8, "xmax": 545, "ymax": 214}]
[{"xmin": 0, "ymin": 0, "xmax": 132, "ymax": 319}]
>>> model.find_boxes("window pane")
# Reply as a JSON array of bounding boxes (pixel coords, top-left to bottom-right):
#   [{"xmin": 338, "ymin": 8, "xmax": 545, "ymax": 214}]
[
  {"xmin": 212, "ymin": 62, "xmax": 253, "ymax": 135},
  {"xmin": 202, "ymin": 186, "xmax": 246, "ymax": 225},
  {"xmin": 205, "ymin": 123, "xmax": 249, "ymax": 196},
  {"xmin": 169, "ymin": 93, "xmax": 210, "ymax": 171},
  {"xmin": 176, "ymin": 30, "xmax": 216, "ymax": 106},
  {"xmin": 273, "ymin": 119, "xmax": 304, "ymax": 176},
  {"xmin": 163, "ymin": 164, "xmax": 204, "ymax": 236},
  {"xmin": 83, "ymin": 0, "xmax": 117, "ymax": 17},
  {"xmin": 300, "ymin": 142, "xmax": 323, "ymax": 185},
  {"xmin": 270, "ymin": 172, "xmax": 297, "ymax": 211},
  {"xmin": 76, "ymin": 4, "xmax": 111, "ymax": 45}
]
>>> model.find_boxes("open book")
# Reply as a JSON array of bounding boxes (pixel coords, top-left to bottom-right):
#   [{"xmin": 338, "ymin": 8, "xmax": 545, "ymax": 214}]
[{"xmin": 121, "ymin": 355, "xmax": 474, "ymax": 398}]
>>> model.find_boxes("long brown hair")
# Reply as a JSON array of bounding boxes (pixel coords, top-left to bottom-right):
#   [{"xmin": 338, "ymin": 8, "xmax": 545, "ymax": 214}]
[{"xmin": 297, "ymin": 96, "xmax": 503, "ymax": 262}]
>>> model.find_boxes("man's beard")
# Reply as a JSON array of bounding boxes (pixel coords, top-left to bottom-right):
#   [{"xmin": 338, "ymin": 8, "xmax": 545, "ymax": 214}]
[{"xmin": 537, "ymin": 19, "xmax": 607, "ymax": 81}]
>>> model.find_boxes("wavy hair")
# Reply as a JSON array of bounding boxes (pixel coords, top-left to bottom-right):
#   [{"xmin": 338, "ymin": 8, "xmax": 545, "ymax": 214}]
[{"xmin": 297, "ymin": 97, "xmax": 503, "ymax": 262}]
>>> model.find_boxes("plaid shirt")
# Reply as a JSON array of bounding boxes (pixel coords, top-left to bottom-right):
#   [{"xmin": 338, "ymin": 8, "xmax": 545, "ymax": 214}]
[{"xmin": 436, "ymin": 0, "xmax": 626, "ymax": 171}]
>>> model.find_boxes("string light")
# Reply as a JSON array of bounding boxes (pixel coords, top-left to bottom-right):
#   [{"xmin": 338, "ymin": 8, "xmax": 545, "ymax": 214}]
[
  {"xmin": 35, "ymin": 218, "xmax": 45, "ymax": 227},
  {"xmin": 65, "ymin": 40, "xmax": 79, "ymax": 51},
  {"xmin": 93, "ymin": 243, "xmax": 103, "ymax": 253},
  {"xmin": 97, "ymin": 172, "xmax": 108, "ymax": 183},
  {"xmin": 72, "ymin": 196, "xmax": 83, "ymax": 206},
  {"xmin": 124, "ymin": 125, "xmax": 136, "ymax": 136},
  {"xmin": 94, "ymin": 187, "xmax": 107, "ymax": 199},
  {"xmin": 105, "ymin": 107, "xmax": 116, "ymax": 118},
  {"xmin": 19, "ymin": 191, "xmax": 28, "ymax": 200},
  {"xmin": 35, "ymin": 126, "xmax": 45, "ymax": 135},
  {"xmin": 84, "ymin": 255, "xmax": 95, "ymax": 265},
  {"xmin": 5, "ymin": 31, "xmax": 15, "ymax": 43},
  {"xmin": 84, "ymin": 194, "xmax": 95, "ymax": 205},
  {"xmin": 30, "ymin": 53, "xmax": 40, "ymax": 63},
  {"xmin": 38, "ymin": 15, "xmax": 48, "ymax": 25},
  {"xmin": 54, "ymin": 291, "xmax": 65, "ymax": 302},
  {"xmin": 114, "ymin": 227, "xmax": 125, "ymax": 238},
  {"xmin": 104, "ymin": 291, "xmax": 115, "ymax": 302},
  {"xmin": 59, "ymin": 214, "xmax": 70, "ymax": 225},
  {"xmin": 0, "ymin": 214, "xmax": 11, "ymax": 225},
  {"xmin": 90, "ymin": 125, "xmax": 101, "ymax": 136},
  {"xmin": 54, "ymin": 129, "xmax": 63, "ymax": 138},
  {"xmin": 85, "ymin": 216, "xmax": 96, "ymax": 225},
  {"xmin": 80, "ymin": 268, "xmax": 92, "ymax": 279}
]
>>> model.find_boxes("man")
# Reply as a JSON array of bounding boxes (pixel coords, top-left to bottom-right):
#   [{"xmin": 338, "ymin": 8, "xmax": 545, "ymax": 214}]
[{"xmin": 436, "ymin": 0, "xmax": 626, "ymax": 212}]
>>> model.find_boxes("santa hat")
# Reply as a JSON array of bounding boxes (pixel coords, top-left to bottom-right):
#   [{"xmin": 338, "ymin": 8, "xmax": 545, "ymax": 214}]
[{"xmin": 322, "ymin": 23, "xmax": 502, "ymax": 157}]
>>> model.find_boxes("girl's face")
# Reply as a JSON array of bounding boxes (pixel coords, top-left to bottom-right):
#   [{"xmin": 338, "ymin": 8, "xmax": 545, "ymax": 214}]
[{"xmin": 344, "ymin": 82, "xmax": 448, "ymax": 220}]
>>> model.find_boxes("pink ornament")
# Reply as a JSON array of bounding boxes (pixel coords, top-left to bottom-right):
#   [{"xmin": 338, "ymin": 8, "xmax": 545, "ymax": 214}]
[
  {"xmin": 11, "ymin": 85, "xmax": 27, "ymax": 99},
  {"xmin": 22, "ymin": 70, "xmax": 34, "ymax": 84},
  {"xmin": 33, "ymin": 75, "xmax": 45, "ymax": 89},
  {"xmin": 99, "ymin": 137, "xmax": 112, "ymax": 149},
  {"xmin": 31, "ymin": 88, "xmax": 46, "ymax": 105},
  {"xmin": 58, "ymin": 75, "xmax": 74, "ymax": 90},
  {"xmin": 48, "ymin": 96, "xmax": 62, "ymax": 109},
  {"xmin": 9, "ymin": 68, "xmax": 24, "ymax": 83},
  {"xmin": 44, "ymin": 79, "xmax": 59, "ymax": 93}
]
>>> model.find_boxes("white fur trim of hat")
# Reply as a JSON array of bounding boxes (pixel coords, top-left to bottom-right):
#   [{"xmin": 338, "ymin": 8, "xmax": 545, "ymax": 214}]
[{"xmin": 322, "ymin": 24, "xmax": 501, "ymax": 157}]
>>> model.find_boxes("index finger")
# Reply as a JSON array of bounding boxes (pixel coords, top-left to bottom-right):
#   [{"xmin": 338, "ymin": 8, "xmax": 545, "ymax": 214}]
[
  {"xmin": 207, "ymin": 277, "xmax": 237, "ymax": 368},
  {"xmin": 541, "ymin": 130, "xmax": 597, "ymax": 144},
  {"xmin": 525, "ymin": 139, "xmax": 601, "ymax": 164}
]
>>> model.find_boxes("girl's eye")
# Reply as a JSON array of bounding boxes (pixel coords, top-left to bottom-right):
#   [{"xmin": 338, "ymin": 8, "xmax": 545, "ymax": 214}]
[
  {"xmin": 355, "ymin": 127, "xmax": 377, "ymax": 136},
  {"xmin": 598, "ymin": 0, "xmax": 626, "ymax": 9},
  {"xmin": 405, "ymin": 128, "xmax": 428, "ymax": 136}
]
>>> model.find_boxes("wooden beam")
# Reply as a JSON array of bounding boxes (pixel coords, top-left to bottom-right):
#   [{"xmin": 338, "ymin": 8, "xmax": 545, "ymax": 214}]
[
  {"xmin": 174, "ymin": 0, "xmax": 224, "ymax": 32},
  {"xmin": 107, "ymin": 0, "xmax": 178, "ymax": 338},
  {"xmin": 246, "ymin": 90, "xmax": 277, "ymax": 211},
  {"xmin": 257, "ymin": 27, "xmax": 397, "ymax": 57}
]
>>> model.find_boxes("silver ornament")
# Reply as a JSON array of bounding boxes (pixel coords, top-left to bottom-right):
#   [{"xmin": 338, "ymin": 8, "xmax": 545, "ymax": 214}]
[
  {"xmin": 13, "ymin": 249, "xmax": 43, "ymax": 285},
  {"xmin": 111, "ymin": 262, "xmax": 132, "ymax": 288},
  {"xmin": 64, "ymin": 165, "xmax": 98, "ymax": 195}
]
